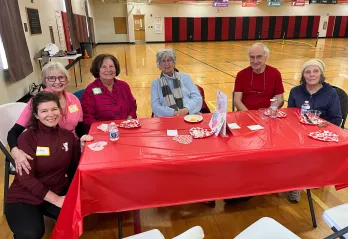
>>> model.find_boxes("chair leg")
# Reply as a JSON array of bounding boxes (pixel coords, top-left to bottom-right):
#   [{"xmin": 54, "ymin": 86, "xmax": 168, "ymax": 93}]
[
  {"xmin": 117, "ymin": 212, "xmax": 122, "ymax": 239},
  {"xmin": 3, "ymin": 162, "xmax": 10, "ymax": 215},
  {"xmin": 133, "ymin": 210, "xmax": 141, "ymax": 234},
  {"xmin": 306, "ymin": 189, "xmax": 317, "ymax": 228}
]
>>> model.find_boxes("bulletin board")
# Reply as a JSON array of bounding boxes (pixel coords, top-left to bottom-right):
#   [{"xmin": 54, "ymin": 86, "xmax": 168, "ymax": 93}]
[{"xmin": 113, "ymin": 17, "xmax": 127, "ymax": 34}]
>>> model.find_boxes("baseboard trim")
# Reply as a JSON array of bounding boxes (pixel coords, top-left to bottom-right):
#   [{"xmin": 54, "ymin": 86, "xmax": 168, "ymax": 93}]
[{"xmin": 96, "ymin": 42, "xmax": 135, "ymax": 45}]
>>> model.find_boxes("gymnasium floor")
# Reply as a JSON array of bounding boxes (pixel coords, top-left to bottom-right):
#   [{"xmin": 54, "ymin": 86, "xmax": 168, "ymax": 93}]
[{"xmin": 1, "ymin": 38, "xmax": 348, "ymax": 238}]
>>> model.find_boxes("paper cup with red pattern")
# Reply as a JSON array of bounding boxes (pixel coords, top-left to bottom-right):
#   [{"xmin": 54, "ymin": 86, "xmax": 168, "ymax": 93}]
[
  {"xmin": 189, "ymin": 127, "xmax": 215, "ymax": 139},
  {"xmin": 309, "ymin": 130, "xmax": 339, "ymax": 142}
]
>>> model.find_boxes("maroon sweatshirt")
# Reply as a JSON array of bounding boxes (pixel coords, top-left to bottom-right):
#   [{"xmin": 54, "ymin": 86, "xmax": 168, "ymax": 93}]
[{"xmin": 6, "ymin": 121, "xmax": 81, "ymax": 205}]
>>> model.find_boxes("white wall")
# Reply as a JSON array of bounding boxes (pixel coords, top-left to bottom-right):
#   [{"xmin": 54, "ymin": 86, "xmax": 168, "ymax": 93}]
[
  {"xmin": 95, "ymin": 1, "xmax": 348, "ymax": 43},
  {"xmin": 0, "ymin": 0, "xmax": 94, "ymax": 105},
  {"xmin": 95, "ymin": 2, "xmax": 129, "ymax": 43}
]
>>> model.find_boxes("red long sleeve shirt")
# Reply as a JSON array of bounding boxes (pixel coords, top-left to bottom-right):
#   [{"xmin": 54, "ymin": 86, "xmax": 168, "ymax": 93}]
[{"xmin": 6, "ymin": 122, "xmax": 81, "ymax": 205}]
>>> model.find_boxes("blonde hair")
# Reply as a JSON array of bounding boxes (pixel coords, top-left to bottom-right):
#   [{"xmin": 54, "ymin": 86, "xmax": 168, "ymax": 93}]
[{"xmin": 41, "ymin": 62, "xmax": 69, "ymax": 85}]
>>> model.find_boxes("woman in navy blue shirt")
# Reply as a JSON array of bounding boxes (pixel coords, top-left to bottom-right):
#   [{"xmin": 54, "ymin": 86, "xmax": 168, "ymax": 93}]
[{"xmin": 288, "ymin": 59, "xmax": 342, "ymax": 127}]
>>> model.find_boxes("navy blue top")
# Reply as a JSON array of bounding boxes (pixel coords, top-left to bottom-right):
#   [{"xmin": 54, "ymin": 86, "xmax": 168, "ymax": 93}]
[{"xmin": 288, "ymin": 83, "xmax": 342, "ymax": 126}]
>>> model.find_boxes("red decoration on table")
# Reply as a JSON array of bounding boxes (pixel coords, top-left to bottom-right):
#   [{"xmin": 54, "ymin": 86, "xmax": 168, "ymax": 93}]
[
  {"xmin": 309, "ymin": 130, "xmax": 339, "ymax": 142},
  {"xmin": 173, "ymin": 135, "xmax": 193, "ymax": 144},
  {"xmin": 119, "ymin": 119, "xmax": 141, "ymax": 128},
  {"xmin": 189, "ymin": 127, "xmax": 215, "ymax": 139}
]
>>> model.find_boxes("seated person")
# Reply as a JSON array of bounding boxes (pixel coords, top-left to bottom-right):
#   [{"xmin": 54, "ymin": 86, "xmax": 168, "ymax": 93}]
[
  {"xmin": 8, "ymin": 62, "xmax": 85, "ymax": 176},
  {"xmin": 233, "ymin": 43, "xmax": 284, "ymax": 111},
  {"xmin": 82, "ymin": 54, "xmax": 137, "ymax": 131},
  {"xmin": 5, "ymin": 92, "xmax": 91, "ymax": 239},
  {"xmin": 287, "ymin": 59, "xmax": 342, "ymax": 203},
  {"xmin": 151, "ymin": 48, "xmax": 202, "ymax": 117}
]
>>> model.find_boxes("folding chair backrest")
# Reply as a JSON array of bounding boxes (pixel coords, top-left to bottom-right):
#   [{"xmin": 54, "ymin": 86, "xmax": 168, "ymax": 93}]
[
  {"xmin": 0, "ymin": 102, "xmax": 27, "ymax": 147},
  {"xmin": 332, "ymin": 86, "xmax": 348, "ymax": 128}
]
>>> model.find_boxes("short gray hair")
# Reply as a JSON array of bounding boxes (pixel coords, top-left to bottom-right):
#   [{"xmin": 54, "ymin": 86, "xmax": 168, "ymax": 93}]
[
  {"xmin": 156, "ymin": 48, "xmax": 176, "ymax": 68},
  {"xmin": 41, "ymin": 62, "xmax": 69, "ymax": 84},
  {"xmin": 248, "ymin": 43, "xmax": 270, "ymax": 57}
]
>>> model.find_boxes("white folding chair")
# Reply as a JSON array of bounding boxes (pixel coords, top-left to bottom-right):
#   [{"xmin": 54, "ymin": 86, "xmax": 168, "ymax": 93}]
[
  {"xmin": 323, "ymin": 203, "xmax": 348, "ymax": 239},
  {"xmin": 123, "ymin": 229, "xmax": 164, "ymax": 239},
  {"xmin": 0, "ymin": 102, "xmax": 27, "ymax": 214},
  {"xmin": 234, "ymin": 217, "xmax": 300, "ymax": 239},
  {"xmin": 172, "ymin": 226, "xmax": 204, "ymax": 239}
]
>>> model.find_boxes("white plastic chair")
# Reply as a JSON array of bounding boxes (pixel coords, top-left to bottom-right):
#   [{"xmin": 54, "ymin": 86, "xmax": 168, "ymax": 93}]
[
  {"xmin": 323, "ymin": 203, "xmax": 348, "ymax": 239},
  {"xmin": 234, "ymin": 217, "xmax": 300, "ymax": 239},
  {"xmin": 0, "ymin": 102, "xmax": 27, "ymax": 214},
  {"xmin": 123, "ymin": 229, "xmax": 165, "ymax": 239},
  {"xmin": 173, "ymin": 226, "xmax": 204, "ymax": 239},
  {"xmin": 123, "ymin": 226, "xmax": 204, "ymax": 239}
]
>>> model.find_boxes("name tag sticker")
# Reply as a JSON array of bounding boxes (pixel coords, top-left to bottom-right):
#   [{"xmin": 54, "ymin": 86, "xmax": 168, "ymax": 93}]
[
  {"xmin": 36, "ymin": 147, "xmax": 50, "ymax": 156},
  {"xmin": 68, "ymin": 104, "xmax": 79, "ymax": 113},
  {"xmin": 92, "ymin": 88, "xmax": 102, "ymax": 95}
]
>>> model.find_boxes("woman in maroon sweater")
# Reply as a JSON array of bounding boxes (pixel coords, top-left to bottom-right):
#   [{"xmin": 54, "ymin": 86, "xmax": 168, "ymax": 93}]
[{"xmin": 5, "ymin": 92, "xmax": 83, "ymax": 239}]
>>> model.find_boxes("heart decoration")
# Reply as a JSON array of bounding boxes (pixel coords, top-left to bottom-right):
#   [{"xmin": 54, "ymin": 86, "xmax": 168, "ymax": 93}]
[
  {"xmin": 308, "ymin": 130, "xmax": 339, "ymax": 142},
  {"xmin": 173, "ymin": 135, "xmax": 193, "ymax": 144}
]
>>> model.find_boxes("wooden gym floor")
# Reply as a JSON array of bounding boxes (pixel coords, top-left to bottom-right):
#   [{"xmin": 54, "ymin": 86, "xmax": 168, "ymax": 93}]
[{"xmin": 1, "ymin": 38, "xmax": 348, "ymax": 238}]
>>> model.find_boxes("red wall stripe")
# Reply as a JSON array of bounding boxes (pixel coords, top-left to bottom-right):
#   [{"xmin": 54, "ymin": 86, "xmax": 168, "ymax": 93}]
[
  {"xmin": 275, "ymin": 16, "xmax": 283, "ymax": 38},
  {"xmin": 339, "ymin": 16, "xmax": 348, "ymax": 37},
  {"xmin": 287, "ymin": 16, "xmax": 296, "ymax": 38},
  {"xmin": 61, "ymin": 12, "xmax": 71, "ymax": 50},
  {"xmin": 300, "ymin": 16, "xmax": 308, "ymax": 38},
  {"xmin": 208, "ymin": 18, "xmax": 215, "ymax": 40},
  {"xmin": 194, "ymin": 18, "xmax": 201, "ymax": 41},
  {"xmin": 179, "ymin": 18, "xmax": 187, "ymax": 41},
  {"xmin": 165, "ymin": 17, "xmax": 172, "ymax": 41},
  {"xmin": 222, "ymin": 17, "xmax": 229, "ymax": 40},
  {"xmin": 326, "ymin": 16, "xmax": 335, "ymax": 37},
  {"xmin": 235, "ymin": 17, "xmax": 243, "ymax": 40},
  {"xmin": 248, "ymin": 17, "xmax": 256, "ymax": 39},
  {"xmin": 312, "ymin": 16, "xmax": 320, "ymax": 37},
  {"xmin": 261, "ymin": 16, "xmax": 270, "ymax": 39}
]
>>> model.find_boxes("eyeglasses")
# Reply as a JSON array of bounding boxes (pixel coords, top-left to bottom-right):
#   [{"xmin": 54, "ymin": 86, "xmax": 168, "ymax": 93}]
[
  {"xmin": 46, "ymin": 76, "xmax": 67, "ymax": 83},
  {"xmin": 250, "ymin": 71, "xmax": 266, "ymax": 93},
  {"xmin": 160, "ymin": 59, "xmax": 173, "ymax": 65}
]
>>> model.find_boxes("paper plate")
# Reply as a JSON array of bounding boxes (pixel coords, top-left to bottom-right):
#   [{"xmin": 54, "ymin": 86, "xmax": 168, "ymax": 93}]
[
  {"xmin": 309, "ymin": 130, "xmax": 339, "ymax": 142},
  {"xmin": 189, "ymin": 127, "xmax": 215, "ymax": 139},
  {"xmin": 119, "ymin": 119, "xmax": 141, "ymax": 128},
  {"xmin": 184, "ymin": 115, "xmax": 203, "ymax": 123}
]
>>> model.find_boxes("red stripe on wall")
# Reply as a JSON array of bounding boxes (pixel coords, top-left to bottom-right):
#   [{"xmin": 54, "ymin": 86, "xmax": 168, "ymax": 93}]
[
  {"xmin": 339, "ymin": 16, "xmax": 348, "ymax": 37},
  {"xmin": 235, "ymin": 17, "xmax": 243, "ymax": 40},
  {"xmin": 300, "ymin": 16, "xmax": 308, "ymax": 38},
  {"xmin": 61, "ymin": 12, "xmax": 71, "ymax": 50},
  {"xmin": 312, "ymin": 16, "xmax": 320, "ymax": 37},
  {"xmin": 275, "ymin": 16, "xmax": 283, "ymax": 38},
  {"xmin": 194, "ymin": 18, "xmax": 201, "ymax": 41},
  {"xmin": 326, "ymin": 16, "xmax": 335, "ymax": 37},
  {"xmin": 179, "ymin": 18, "xmax": 187, "ymax": 41},
  {"xmin": 222, "ymin": 17, "xmax": 229, "ymax": 40},
  {"xmin": 208, "ymin": 18, "xmax": 215, "ymax": 40},
  {"xmin": 248, "ymin": 17, "xmax": 256, "ymax": 39},
  {"xmin": 261, "ymin": 16, "xmax": 270, "ymax": 39},
  {"xmin": 165, "ymin": 17, "xmax": 172, "ymax": 41},
  {"xmin": 287, "ymin": 16, "xmax": 296, "ymax": 38}
]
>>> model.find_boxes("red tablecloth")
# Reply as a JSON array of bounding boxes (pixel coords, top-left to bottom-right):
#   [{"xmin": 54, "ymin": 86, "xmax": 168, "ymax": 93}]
[{"xmin": 51, "ymin": 109, "xmax": 348, "ymax": 239}]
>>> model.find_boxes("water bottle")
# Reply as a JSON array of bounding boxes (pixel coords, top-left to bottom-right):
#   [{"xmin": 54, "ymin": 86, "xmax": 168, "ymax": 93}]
[
  {"xmin": 109, "ymin": 122, "xmax": 119, "ymax": 141},
  {"xmin": 269, "ymin": 98, "xmax": 278, "ymax": 118},
  {"xmin": 301, "ymin": 101, "xmax": 310, "ymax": 116}
]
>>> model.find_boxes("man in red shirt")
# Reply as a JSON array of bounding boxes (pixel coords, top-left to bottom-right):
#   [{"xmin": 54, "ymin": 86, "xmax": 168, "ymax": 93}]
[{"xmin": 233, "ymin": 43, "xmax": 284, "ymax": 111}]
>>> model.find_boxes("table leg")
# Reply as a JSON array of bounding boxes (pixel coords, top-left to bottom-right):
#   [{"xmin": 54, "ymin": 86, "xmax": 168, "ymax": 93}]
[
  {"xmin": 133, "ymin": 210, "xmax": 141, "ymax": 234},
  {"xmin": 79, "ymin": 58, "xmax": 82, "ymax": 83},
  {"xmin": 117, "ymin": 212, "xmax": 123, "ymax": 239},
  {"xmin": 73, "ymin": 64, "xmax": 77, "ymax": 87},
  {"xmin": 306, "ymin": 189, "xmax": 317, "ymax": 228}
]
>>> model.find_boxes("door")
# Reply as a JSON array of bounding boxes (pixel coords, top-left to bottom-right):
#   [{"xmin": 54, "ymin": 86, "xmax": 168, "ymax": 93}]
[{"xmin": 133, "ymin": 15, "xmax": 145, "ymax": 42}]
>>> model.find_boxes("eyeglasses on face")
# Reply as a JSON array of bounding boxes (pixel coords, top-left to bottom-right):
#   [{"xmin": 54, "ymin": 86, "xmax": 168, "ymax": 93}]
[{"xmin": 45, "ymin": 76, "xmax": 67, "ymax": 82}]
